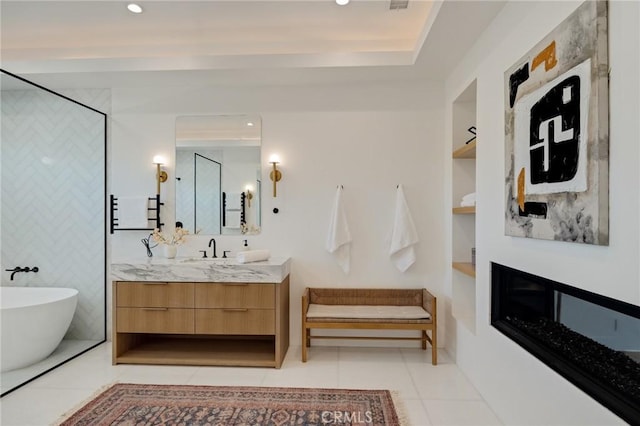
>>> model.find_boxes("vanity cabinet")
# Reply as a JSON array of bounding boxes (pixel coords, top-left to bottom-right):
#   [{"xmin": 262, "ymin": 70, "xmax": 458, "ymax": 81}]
[
  {"xmin": 194, "ymin": 283, "xmax": 276, "ymax": 335},
  {"xmin": 112, "ymin": 276, "xmax": 290, "ymax": 368},
  {"xmin": 116, "ymin": 282, "xmax": 195, "ymax": 334}
]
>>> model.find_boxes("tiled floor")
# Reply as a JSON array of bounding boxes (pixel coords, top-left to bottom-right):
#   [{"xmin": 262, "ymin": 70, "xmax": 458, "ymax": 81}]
[
  {"xmin": 1, "ymin": 339, "xmax": 101, "ymax": 395},
  {"xmin": 0, "ymin": 343, "xmax": 502, "ymax": 425}
]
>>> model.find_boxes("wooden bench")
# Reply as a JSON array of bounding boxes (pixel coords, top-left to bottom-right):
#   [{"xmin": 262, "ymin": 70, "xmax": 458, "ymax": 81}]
[{"xmin": 301, "ymin": 288, "xmax": 437, "ymax": 365}]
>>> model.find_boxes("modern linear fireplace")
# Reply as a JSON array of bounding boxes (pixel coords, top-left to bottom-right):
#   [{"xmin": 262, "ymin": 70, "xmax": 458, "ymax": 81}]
[{"xmin": 491, "ymin": 263, "xmax": 640, "ymax": 424}]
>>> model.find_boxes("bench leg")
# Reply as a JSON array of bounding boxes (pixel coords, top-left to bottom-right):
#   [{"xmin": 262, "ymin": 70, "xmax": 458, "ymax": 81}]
[
  {"xmin": 302, "ymin": 327, "xmax": 308, "ymax": 362},
  {"xmin": 421, "ymin": 330, "xmax": 427, "ymax": 350},
  {"xmin": 431, "ymin": 329, "xmax": 437, "ymax": 365}
]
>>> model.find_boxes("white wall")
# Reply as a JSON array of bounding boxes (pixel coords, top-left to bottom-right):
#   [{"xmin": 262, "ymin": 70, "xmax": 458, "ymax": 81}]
[
  {"xmin": 110, "ymin": 80, "xmax": 446, "ymax": 346},
  {"xmin": 445, "ymin": 1, "xmax": 640, "ymax": 424}
]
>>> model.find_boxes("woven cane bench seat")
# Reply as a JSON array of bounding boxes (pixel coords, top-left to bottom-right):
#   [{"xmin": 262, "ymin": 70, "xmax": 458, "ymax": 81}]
[
  {"xmin": 306, "ymin": 304, "xmax": 431, "ymax": 322},
  {"xmin": 302, "ymin": 287, "xmax": 437, "ymax": 365}
]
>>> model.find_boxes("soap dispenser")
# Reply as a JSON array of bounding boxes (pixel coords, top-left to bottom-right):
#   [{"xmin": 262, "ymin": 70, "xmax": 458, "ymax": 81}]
[{"xmin": 241, "ymin": 239, "xmax": 250, "ymax": 251}]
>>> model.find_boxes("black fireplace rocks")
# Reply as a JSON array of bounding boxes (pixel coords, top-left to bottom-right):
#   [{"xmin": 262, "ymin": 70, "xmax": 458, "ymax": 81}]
[
  {"xmin": 507, "ymin": 317, "xmax": 640, "ymax": 402},
  {"xmin": 491, "ymin": 263, "xmax": 640, "ymax": 425}
]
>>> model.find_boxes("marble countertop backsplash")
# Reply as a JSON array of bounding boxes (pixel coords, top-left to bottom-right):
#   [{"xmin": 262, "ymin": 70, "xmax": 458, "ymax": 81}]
[{"xmin": 111, "ymin": 256, "xmax": 291, "ymax": 283}]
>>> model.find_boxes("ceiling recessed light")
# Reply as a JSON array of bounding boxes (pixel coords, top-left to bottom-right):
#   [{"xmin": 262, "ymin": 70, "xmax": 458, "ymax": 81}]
[
  {"xmin": 336, "ymin": 0, "xmax": 349, "ymax": 5},
  {"xmin": 127, "ymin": 3, "xmax": 143, "ymax": 14}
]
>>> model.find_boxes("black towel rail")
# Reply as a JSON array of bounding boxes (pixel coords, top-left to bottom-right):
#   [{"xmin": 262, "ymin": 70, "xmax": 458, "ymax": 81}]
[
  {"xmin": 110, "ymin": 194, "xmax": 164, "ymax": 234},
  {"xmin": 222, "ymin": 191, "xmax": 247, "ymax": 228}
]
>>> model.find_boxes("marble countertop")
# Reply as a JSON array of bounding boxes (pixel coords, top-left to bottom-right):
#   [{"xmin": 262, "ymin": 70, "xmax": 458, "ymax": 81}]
[{"xmin": 110, "ymin": 256, "xmax": 291, "ymax": 283}]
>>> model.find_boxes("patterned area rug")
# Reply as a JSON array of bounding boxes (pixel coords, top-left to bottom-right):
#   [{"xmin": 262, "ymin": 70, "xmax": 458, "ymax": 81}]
[{"xmin": 57, "ymin": 383, "xmax": 404, "ymax": 425}]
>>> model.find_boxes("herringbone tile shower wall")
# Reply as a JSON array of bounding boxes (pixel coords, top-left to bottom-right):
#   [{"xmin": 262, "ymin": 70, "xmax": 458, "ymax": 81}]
[{"xmin": 1, "ymin": 87, "xmax": 110, "ymax": 341}]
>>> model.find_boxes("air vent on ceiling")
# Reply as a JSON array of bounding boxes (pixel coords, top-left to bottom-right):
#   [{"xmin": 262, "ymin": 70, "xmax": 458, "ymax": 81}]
[{"xmin": 389, "ymin": 0, "xmax": 408, "ymax": 10}]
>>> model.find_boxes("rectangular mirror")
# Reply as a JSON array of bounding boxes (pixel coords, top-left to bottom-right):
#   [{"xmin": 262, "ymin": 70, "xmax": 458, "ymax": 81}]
[{"xmin": 175, "ymin": 115, "xmax": 261, "ymax": 235}]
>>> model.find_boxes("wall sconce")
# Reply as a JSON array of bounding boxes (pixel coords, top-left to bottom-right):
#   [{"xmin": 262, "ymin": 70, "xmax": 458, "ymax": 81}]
[
  {"xmin": 153, "ymin": 155, "xmax": 168, "ymax": 194},
  {"xmin": 245, "ymin": 185, "xmax": 254, "ymax": 208},
  {"xmin": 269, "ymin": 154, "xmax": 282, "ymax": 197}
]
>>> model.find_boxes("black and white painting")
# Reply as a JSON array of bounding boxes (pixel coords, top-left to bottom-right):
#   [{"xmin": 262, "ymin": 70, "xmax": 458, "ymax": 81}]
[{"xmin": 505, "ymin": 1, "xmax": 609, "ymax": 245}]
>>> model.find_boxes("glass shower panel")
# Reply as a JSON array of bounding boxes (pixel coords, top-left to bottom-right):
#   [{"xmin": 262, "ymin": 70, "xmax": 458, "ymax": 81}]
[
  {"xmin": 0, "ymin": 70, "xmax": 107, "ymax": 396},
  {"xmin": 194, "ymin": 153, "xmax": 222, "ymax": 235}
]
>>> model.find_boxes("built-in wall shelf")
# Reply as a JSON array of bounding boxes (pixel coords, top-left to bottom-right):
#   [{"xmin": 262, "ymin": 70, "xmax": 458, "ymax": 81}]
[
  {"xmin": 451, "ymin": 79, "xmax": 477, "ymax": 336},
  {"xmin": 452, "ymin": 262, "xmax": 476, "ymax": 278},
  {"xmin": 452, "ymin": 139, "xmax": 476, "ymax": 159},
  {"xmin": 452, "ymin": 206, "xmax": 476, "ymax": 214}
]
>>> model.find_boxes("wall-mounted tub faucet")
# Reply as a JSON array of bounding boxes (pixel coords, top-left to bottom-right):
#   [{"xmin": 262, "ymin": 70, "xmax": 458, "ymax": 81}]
[{"xmin": 5, "ymin": 266, "xmax": 39, "ymax": 281}]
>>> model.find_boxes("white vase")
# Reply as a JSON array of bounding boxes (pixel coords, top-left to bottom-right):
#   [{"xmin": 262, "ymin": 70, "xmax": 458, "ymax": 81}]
[{"xmin": 163, "ymin": 244, "xmax": 177, "ymax": 259}]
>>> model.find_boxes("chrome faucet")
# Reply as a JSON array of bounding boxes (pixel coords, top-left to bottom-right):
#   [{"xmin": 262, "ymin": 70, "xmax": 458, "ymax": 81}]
[{"xmin": 208, "ymin": 238, "xmax": 217, "ymax": 258}]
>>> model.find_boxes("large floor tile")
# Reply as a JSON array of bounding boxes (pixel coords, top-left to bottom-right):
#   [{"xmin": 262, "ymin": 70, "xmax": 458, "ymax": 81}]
[
  {"xmin": 338, "ymin": 362, "xmax": 419, "ymax": 399},
  {"xmin": 0, "ymin": 387, "xmax": 96, "ymax": 426},
  {"xmin": 408, "ymin": 363, "xmax": 482, "ymax": 400},
  {"xmin": 423, "ymin": 400, "xmax": 503, "ymax": 425},
  {"xmin": 401, "ymin": 348, "xmax": 453, "ymax": 365},
  {"xmin": 400, "ymin": 398, "xmax": 432, "ymax": 426},
  {"xmin": 260, "ymin": 345, "xmax": 341, "ymax": 388},
  {"xmin": 288, "ymin": 345, "xmax": 339, "ymax": 365},
  {"xmin": 115, "ymin": 364, "xmax": 200, "ymax": 385},
  {"xmin": 26, "ymin": 347, "xmax": 126, "ymax": 390},
  {"xmin": 74, "ymin": 342, "xmax": 113, "ymax": 362},
  {"xmin": 262, "ymin": 362, "xmax": 340, "ymax": 388},
  {"xmin": 338, "ymin": 346, "xmax": 406, "ymax": 363},
  {"xmin": 0, "ymin": 340, "xmax": 101, "ymax": 395},
  {"xmin": 27, "ymin": 361, "xmax": 125, "ymax": 390},
  {"xmin": 187, "ymin": 366, "xmax": 268, "ymax": 387}
]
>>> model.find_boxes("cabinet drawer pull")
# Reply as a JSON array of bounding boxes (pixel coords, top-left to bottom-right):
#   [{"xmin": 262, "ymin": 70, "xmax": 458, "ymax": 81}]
[
  {"xmin": 142, "ymin": 308, "xmax": 169, "ymax": 311},
  {"xmin": 142, "ymin": 282, "xmax": 168, "ymax": 285},
  {"xmin": 223, "ymin": 308, "xmax": 248, "ymax": 312},
  {"xmin": 222, "ymin": 283, "xmax": 248, "ymax": 286}
]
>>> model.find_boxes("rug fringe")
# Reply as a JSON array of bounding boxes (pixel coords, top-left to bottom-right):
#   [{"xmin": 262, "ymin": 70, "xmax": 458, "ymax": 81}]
[
  {"xmin": 390, "ymin": 390, "xmax": 412, "ymax": 426},
  {"xmin": 52, "ymin": 381, "xmax": 117, "ymax": 426}
]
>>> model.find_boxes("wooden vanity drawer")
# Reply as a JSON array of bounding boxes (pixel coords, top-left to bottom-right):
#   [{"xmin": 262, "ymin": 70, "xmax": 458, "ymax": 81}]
[
  {"xmin": 195, "ymin": 283, "xmax": 275, "ymax": 309},
  {"xmin": 116, "ymin": 282, "xmax": 194, "ymax": 308},
  {"xmin": 116, "ymin": 307, "xmax": 194, "ymax": 334},
  {"xmin": 195, "ymin": 308, "xmax": 275, "ymax": 335}
]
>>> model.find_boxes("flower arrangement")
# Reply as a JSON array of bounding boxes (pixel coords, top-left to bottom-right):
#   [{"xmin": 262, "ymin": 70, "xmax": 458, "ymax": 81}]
[
  {"xmin": 152, "ymin": 227, "xmax": 189, "ymax": 246},
  {"xmin": 240, "ymin": 223, "xmax": 261, "ymax": 235}
]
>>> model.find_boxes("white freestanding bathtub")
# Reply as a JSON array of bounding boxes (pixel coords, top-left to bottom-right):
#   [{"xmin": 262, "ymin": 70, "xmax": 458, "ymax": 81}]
[{"xmin": 1, "ymin": 287, "xmax": 78, "ymax": 372}]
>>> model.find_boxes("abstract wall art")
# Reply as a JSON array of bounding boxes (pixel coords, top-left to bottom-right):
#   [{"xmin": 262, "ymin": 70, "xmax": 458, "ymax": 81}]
[{"xmin": 504, "ymin": 1, "xmax": 609, "ymax": 245}]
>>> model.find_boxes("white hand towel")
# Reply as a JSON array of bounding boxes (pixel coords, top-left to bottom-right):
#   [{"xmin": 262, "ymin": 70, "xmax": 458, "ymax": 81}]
[
  {"xmin": 326, "ymin": 186, "xmax": 352, "ymax": 274},
  {"xmin": 236, "ymin": 249, "xmax": 270, "ymax": 264},
  {"xmin": 226, "ymin": 193, "xmax": 242, "ymax": 210},
  {"xmin": 225, "ymin": 210, "xmax": 241, "ymax": 228},
  {"xmin": 460, "ymin": 199, "xmax": 476, "ymax": 207},
  {"xmin": 117, "ymin": 196, "xmax": 149, "ymax": 228},
  {"xmin": 461, "ymin": 192, "xmax": 476, "ymax": 204},
  {"xmin": 389, "ymin": 185, "xmax": 419, "ymax": 272}
]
